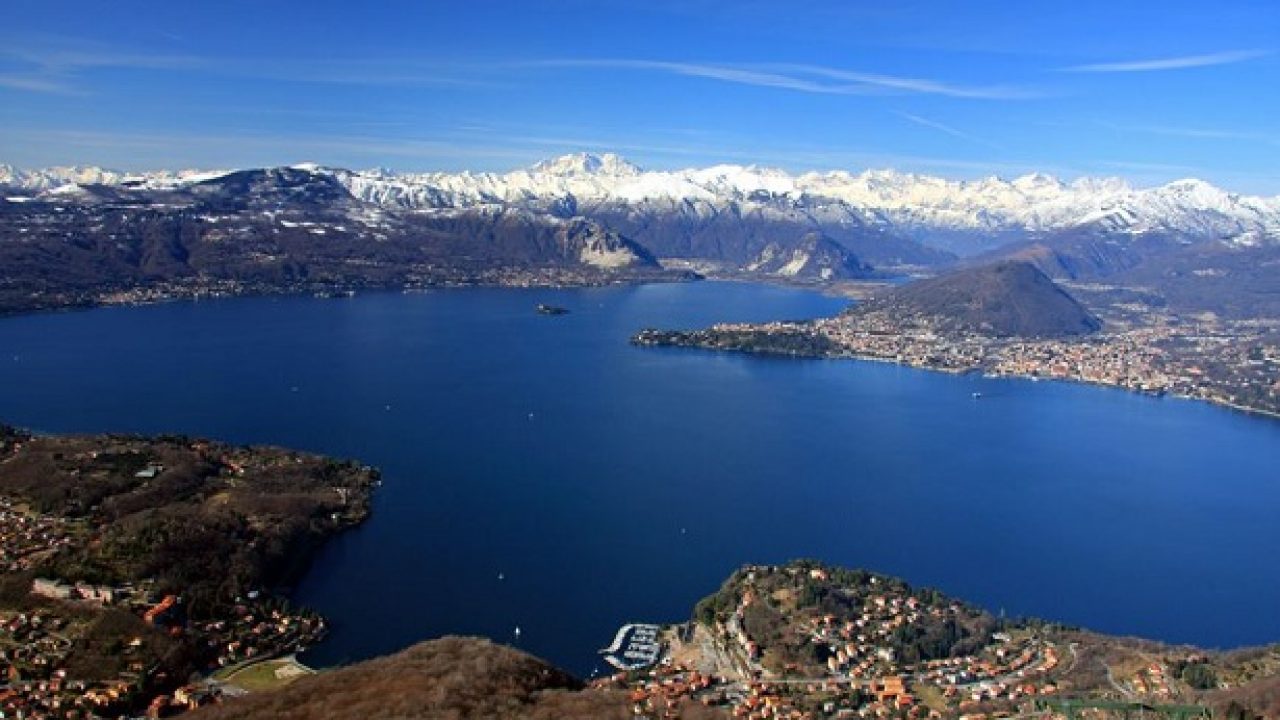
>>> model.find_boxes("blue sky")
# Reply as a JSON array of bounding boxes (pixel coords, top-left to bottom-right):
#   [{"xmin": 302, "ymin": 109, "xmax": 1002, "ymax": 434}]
[{"xmin": 2, "ymin": 0, "xmax": 1278, "ymax": 193}]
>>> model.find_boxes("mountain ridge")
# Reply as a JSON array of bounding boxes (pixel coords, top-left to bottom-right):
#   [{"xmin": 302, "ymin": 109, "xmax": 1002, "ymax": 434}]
[
  {"xmin": 6, "ymin": 154, "xmax": 1280, "ymax": 317},
  {"xmin": 7, "ymin": 154, "xmax": 1278, "ymax": 258}
]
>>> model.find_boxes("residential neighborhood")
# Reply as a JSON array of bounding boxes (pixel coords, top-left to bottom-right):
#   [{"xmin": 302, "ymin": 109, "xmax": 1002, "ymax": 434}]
[
  {"xmin": 639, "ymin": 308, "xmax": 1280, "ymax": 419},
  {"xmin": 599, "ymin": 563, "xmax": 1260, "ymax": 720},
  {"xmin": 0, "ymin": 428, "xmax": 378, "ymax": 718}
]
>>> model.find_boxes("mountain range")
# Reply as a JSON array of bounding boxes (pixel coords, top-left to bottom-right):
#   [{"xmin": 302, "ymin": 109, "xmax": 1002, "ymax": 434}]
[
  {"xmin": 9, "ymin": 153, "xmax": 1277, "ymax": 253},
  {"xmin": 4, "ymin": 153, "xmax": 1279, "ymax": 317}
]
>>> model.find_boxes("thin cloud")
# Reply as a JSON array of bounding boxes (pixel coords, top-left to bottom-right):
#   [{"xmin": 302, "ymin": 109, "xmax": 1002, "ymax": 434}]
[
  {"xmin": 894, "ymin": 111, "xmax": 1004, "ymax": 150},
  {"xmin": 0, "ymin": 40, "xmax": 478, "ymax": 92},
  {"xmin": 522, "ymin": 59, "xmax": 1037, "ymax": 100},
  {"xmin": 525, "ymin": 59, "xmax": 869, "ymax": 95},
  {"xmin": 6, "ymin": 47, "xmax": 204, "ymax": 72},
  {"xmin": 0, "ymin": 43, "xmax": 1035, "ymax": 99},
  {"xmin": 0, "ymin": 73, "xmax": 83, "ymax": 95},
  {"xmin": 0, "ymin": 36, "xmax": 208, "ymax": 94},
  {"xmin": 771, "ymin": 63, "xmax": 1041, "ymax": 99},
  {"xmin": 1061, "ymin": 49, "xmax": 1271, "ymax": 72},
  {"xmin": 0, "ymin": 34, "xmax": 208, "ymax": 76},
  {"xmin": 231, "ymin": 58, "xmax": 487, "ymax": 88},
  {"xmin": 1102, "ymin": 121, "xmax": 1280, "ymax": 148}
]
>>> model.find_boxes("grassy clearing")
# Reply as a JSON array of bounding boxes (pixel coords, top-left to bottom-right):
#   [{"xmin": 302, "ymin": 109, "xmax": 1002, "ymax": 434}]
[{"xmin": 220, "ymin": 657, "xmax": 314, "ymax": 692}]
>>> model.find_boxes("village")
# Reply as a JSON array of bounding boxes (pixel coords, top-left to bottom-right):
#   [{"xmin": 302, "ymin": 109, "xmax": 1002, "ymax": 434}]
[
  {"xmin": 0, "ymin": 428, "xmax": 377, "ymax": 719},
  {"xmin": 597, "ymin": 563, "xmax": 1239, "ymax": 720},
  {"xmin": 0, "ymin": 498, "xmax": 79, "ymax": 574},
  {"xmin": 607, "ymin": 565, "xmax": 1065, "ymax": 719},
  {"xmin": 672, "ymin": 308, "xmax": 1280, "ymax": 419},
  {"xmin": 1, "ymin": 557, "xmax": 332, "ymax": 720}
]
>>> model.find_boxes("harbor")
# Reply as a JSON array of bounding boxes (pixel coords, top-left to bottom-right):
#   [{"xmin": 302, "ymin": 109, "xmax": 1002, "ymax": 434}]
[{"xmin": 600, "ymin": 623, "xmax": 663, "ymax": 671}]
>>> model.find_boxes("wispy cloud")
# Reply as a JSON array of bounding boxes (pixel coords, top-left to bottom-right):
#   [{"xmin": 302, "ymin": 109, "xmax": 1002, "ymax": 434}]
[
  {"xmin": 0, "ymin": 38, "xmax": 1035, "ymax": 100},
  {"xmin": 0, "ymin": 38, "xmax": 479, "ymax": 93},
  {"xmin": 5, "ymin": 47, "xmax": 204, "ymax": 72},
  {"xmin": 0, "ymin": 35, "xmax": 207, "ymax": 95},
  {"xmin": 520, "ymin": 59, "xmax": 1038, "ymax": 100},
  {"xmin": 1101, "ymin": 121, "xmax": 1280, "ymax": 148},
  {"xmin": 234, "ymin": 59, "xmax": 485, "ymax": 88},
  {"xmin": 894, "ymin": 111, "xmax": 1004, "ymax": 150},
  {"xmin": 0, "ymin": 73, "xmax": 83, "ymax": 95},
  {"xmin": 769, "ymin": 63, "xmax": 1042, "ymax": 99},
  {"xmin": 1061, "ymin": 49, "xmax": 1272, "ymax": 72}
]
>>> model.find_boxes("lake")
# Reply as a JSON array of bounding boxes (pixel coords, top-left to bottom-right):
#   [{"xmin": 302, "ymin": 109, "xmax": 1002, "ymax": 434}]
[{"xmin": 1, "ymin": 281, "xmax": 1278, "ymax": 675}]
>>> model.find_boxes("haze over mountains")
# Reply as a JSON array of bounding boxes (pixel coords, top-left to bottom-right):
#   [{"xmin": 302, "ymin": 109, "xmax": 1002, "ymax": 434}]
[{"xmin": 3, "ymin": 153, "xmax": 1279, "ymax": 316}]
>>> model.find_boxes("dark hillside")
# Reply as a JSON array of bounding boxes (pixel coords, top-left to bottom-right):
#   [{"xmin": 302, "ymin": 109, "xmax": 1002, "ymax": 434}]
[
  {"xmin": 193, "ymin": 636, "xmax": 724, "ymax": 720},
  {"xmin": 850, "ymin": 260, "xmax": 1102, "ymax": 337}
]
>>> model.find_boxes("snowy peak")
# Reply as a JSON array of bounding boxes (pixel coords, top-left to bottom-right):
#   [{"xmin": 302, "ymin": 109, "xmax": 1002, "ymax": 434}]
[
  {"xmin": 1, "ymin": 165, "xmax": 130, "ymax": 190},
  {"xmin": 1011, "ymin": 172, "xmax": 1064, "ymax": 192},
  {"xmin": 0, "ymin": 164, "xmax": 234, "ymax": 193},
  {"xmin": 529, "ymin": 152, "xmax": 642, "ymax": 177}
]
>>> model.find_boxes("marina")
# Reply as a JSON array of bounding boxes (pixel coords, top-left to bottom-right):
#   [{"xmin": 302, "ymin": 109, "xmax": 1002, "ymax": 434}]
[{"xmin": 600, "ymin": 624, "xmax": 663, "ymax": 670}]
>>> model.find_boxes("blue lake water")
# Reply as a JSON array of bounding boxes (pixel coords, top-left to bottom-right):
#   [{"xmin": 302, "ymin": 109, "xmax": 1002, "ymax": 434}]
[{"xmin": 1, "ymin": 281, "xmax": 1278, "ymax": 676}]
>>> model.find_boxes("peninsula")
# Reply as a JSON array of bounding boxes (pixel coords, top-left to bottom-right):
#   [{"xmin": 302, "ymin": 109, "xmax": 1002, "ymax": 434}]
[
  {"xmin": 597, "ymin": 561, "xmax": 1280, "ymax": 720},
  {"xmin": 634, "ymin": 262, "xmax": 1280, "ymax": 418}
]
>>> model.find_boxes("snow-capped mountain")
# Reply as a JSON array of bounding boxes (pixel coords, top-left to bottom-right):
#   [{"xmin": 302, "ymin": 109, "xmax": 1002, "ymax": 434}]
[
  {"xmin": 0, "ymin": 164, "xmax": 230, "ymax": 193},
  {"xmin": 0, "ymin": 165, "xmax": 676, "ymax": 316},
  {"xmin": 309, "ymin": 153, "xmax": 1280, "ymax": 250},
  {"xmin": 6, "ymin": 153, "xmax": 1278, "ymax": 262},
  {"xmin": 4, "ymin": 154, "xmax": 1279, "ymax": 317}
]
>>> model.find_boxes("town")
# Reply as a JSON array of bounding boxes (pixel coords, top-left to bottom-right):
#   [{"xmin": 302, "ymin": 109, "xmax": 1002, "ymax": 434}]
[
  {"xmin": 0, "ymin": 500, "xmax": 335, "ymax": 719},
  {"xmin": 595, "ymin": 563, "xmax": 1066, "ymax": 719},
  {"xmin": 635, "ymin": 308, "xmax": 1280, "ymax": 419},
  {"xmin": 596, "ymin": 563, "xmax": 1268, "ymax": 720},
  {"xmin": 0, "ymin": 426, "xmax": 378, "ymax": 718}
]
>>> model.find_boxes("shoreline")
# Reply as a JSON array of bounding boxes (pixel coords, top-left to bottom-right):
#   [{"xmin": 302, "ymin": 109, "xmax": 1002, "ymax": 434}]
[
  {"xmin": 641, "ymin": 335, "xmax": 1280, "ymax": 423},
  {"xmin": 833, "ymin": 350, "xmax": 1280, "ymax": 422},
  {"xmin": 0, "ymin": 269, "xmax": 702, "ymax": 321}
]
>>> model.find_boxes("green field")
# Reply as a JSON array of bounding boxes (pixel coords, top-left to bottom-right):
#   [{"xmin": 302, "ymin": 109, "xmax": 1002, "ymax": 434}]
[{"xmin": 218, "ymin": 657, "xmax": 314, "ymax": 692}]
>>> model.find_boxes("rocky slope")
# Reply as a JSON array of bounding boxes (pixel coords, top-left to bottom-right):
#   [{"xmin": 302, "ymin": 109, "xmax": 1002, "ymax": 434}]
[
  {"xmin": 743, "ymin": 231, "xmax": 874, "ymax": 280},
  {"xmin": 0, "ymin": 166, "xmax": 671, "ymax": 315}
]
